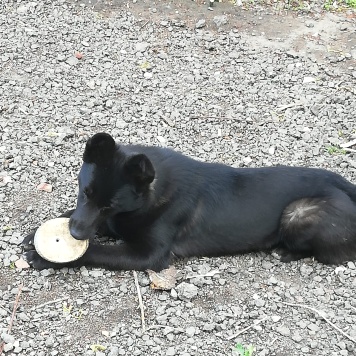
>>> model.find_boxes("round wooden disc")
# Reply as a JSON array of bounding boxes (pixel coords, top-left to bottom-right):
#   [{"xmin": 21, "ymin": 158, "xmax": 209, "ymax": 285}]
[{"xmin": 34, "ymin": 218, "xmax": 89, "ymax": 263}]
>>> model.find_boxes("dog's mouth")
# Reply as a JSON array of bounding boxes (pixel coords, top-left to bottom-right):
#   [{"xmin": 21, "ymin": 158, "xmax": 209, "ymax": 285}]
[{"xmin": 68, "ymin": 215, "xmax": 97, "ymax": 241}]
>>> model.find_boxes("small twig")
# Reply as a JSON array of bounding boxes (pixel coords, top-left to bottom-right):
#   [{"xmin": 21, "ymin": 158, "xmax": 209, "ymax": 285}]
[
  {"xmin": 226, "ymin": 317, "xmax": 267, "ymax": 340},
  {"xmin": 189, "ymin": 115, "xmax": 231, "ymax": 120},
  {"xmin": 282, "ymin": 302, "xmax": 356, "ymax": 344},
  {"xmin": 7, "ymin": 286, "xmax": 22, "ymax": 332},
  {"xmin": 133, "ymin": 271, "xmax": 146, "ymax": 332},
  {"xmin": 269, "ymin": 337, "xmax": 278, "ymax": 346},
  {"xmin": 31, "ymin": 296, "xmax": 70, "ymax": 311},
  {"xmin": 145, "ymin": 324, "xmax": 184, "ymax": 333},
  {"xmin": 343, "ymin": 147, "xmax": 356, "ymax": 153},
  {"xmin": 0, "ymin": 285, "xmax": 23, "ymax": 354},
  {"xmin": 338, "ymin": 86, "xmax": 356, "ymax": 95},
  {"xmin": 327, "ymin": 46, "xmax": 344, "ymax": 54},
  {"xmin": 139, "ymin": 20, "xmax": 149, "ymax": 30},
  {"xmin": 161, "ymin": 117, "xmax": 175, "ymax": 127},
  {"xmin": 340, "ymin": 139, "xmax": 356, "ymax": 148},
  {"xmin": 0, "ymin": 305, "xmax": 10, "ymax": 314},
  {"xmin": 186, "ymin": 270, "xmax": 221, "ymax": 279},
  {"xmin": 276, "ymin": 101, "xmax": 303, "ymax": 112}
]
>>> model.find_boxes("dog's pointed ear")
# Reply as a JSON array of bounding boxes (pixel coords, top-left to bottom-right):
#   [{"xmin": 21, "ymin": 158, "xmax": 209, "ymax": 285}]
[
  {"xmin": 125, "ymin": 154, "xmax": 155, "ymax": 184},
  {"xmin": 83, "ymin": 133, "xmax": 116, "ymax": 165}
]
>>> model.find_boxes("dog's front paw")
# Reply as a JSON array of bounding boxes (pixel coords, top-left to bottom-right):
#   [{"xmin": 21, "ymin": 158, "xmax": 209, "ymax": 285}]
[
  {"xmin": 24, "ymin": 250, "xmax": 59, "ymax": 270},
  {"xmin": 21, "ymin": 231, "xmax": 36, "ymax": 251}
]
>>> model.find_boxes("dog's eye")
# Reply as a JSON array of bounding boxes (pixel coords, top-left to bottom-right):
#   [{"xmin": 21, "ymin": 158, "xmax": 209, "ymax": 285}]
[{"xmin": 100, "ymin": 207, "xmax": 111, "ymax": 214}]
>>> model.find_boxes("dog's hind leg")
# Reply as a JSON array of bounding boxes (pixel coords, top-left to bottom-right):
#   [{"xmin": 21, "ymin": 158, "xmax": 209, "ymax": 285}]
[{"xmin": 279, "ymin": 192, "xmax": 356, "ymax": 264}]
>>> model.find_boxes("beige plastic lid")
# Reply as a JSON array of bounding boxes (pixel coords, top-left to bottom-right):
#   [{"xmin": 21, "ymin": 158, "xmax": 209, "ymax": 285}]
[{"xmin": 34, "ymin": 218, "xmax": 89, "ymax": 263}]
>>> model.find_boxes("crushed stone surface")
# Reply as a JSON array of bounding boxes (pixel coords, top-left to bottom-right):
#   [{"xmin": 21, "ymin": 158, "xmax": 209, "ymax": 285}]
[{"xmin": 0, "ymin": 0, "xmax": 356, "ymax": 355}]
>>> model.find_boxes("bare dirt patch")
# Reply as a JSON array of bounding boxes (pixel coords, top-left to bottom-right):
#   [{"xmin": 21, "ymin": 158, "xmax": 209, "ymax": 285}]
[{"xmin": 73, "ymin": 0, "xmax": 356, "ymax": 67}]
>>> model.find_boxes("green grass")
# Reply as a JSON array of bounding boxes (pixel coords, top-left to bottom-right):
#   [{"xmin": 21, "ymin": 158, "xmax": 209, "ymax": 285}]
[
  {"xmin": 90, "ymin": 344, "xmax": 107, "ymax": 352},
  {"xmin": 346, "ymin": 0, "xmax": 356, "ymax": 7},
  {"xmin": 326, "ymin": 145, "xmax": 346, "ymax": 155},
  {"xmin": 324, "ymin": 0, "xmax": 356, "ymax": 10},
  {"xmin": 234, "ymin": 343, "xmax": 255, "ymax": 356}
]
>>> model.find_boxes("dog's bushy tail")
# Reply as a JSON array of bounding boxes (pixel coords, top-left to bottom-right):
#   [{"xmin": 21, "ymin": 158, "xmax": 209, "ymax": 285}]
[{"xmin": 279, "ymin": 180, "xmax": 356, "ymax": 264}]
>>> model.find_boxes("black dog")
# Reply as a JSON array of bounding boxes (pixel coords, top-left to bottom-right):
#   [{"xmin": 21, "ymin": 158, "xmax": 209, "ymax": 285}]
[{"xmin": 22, "ymin": 132, "xmax": 356, "ymax": 270}]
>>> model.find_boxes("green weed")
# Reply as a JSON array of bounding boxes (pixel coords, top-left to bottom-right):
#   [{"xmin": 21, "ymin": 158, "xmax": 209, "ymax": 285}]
[
  {"xmin": 90, "ymin": 344, "xmax": 107, "ymax": 352},
  {"xmin": 62, "ymin": 302, "xmax": 73, "ymax": 315},
  {"xmin": 234, "ymin": 343, "xmax": 255, "ymax": 356},
  {"xmin": 326, "ymin": 145, "xmax": 346, "ymax": 155},
  {"xmin": 346, "ymin": 0, "xmax": 356, "ymax": 7},
  {"xmin": 323, "ymin": 0, "xmax": 355, "ymax": 10}
]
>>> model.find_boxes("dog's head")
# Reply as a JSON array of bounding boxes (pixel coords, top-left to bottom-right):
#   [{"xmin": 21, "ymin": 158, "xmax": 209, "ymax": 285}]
[{"xmin": 69, "ymin": 133, "xmax": 155, "ymax": 240}]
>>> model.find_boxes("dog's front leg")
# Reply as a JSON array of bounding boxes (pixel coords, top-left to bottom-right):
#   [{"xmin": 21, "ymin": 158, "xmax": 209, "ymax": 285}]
[{"xmin": 24, "ymin": 242, "xmax": 171, "ymax": 272}]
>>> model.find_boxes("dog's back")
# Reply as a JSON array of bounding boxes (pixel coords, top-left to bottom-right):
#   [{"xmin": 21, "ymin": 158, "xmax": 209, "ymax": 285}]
[{"xmin": 120, "ymin": 144, "xmax": 356, "ymax": 265}]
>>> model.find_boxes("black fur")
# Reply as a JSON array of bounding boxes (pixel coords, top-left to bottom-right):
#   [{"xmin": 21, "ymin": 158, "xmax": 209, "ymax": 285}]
[{"xmin": 22, "ymin": 133, "xmax": 356, "ymax": 270}]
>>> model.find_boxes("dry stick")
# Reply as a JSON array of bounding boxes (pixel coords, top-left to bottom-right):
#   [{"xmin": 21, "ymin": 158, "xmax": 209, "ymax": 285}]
[
  {"xmin": 340, "ymin": 139, "xmax": 356, "ymax": 148},
  {"xmin": 7, "ymin": 285, "xmax": 23, "ymax": 332},
  {"xmin": 339, "ymin": 86, "xmax": 356, "ymax": 95},
  {"xmin": 276, "ymin": 101, "xmax": 303, "ymax": 112},
  {"xmin": 146, "ymin": 324, "xmax": 184, "ymax": 333},
  {"xmin": 189, "ymin": 115, "xmax": 231, "ymax": 120},
  {"xmin": 133, "ymin": 271, "xmax": 146, "ymax": 333},
  {"xmin": 343, "ymin": 147, "xmax": 356, "ymax": 153},
  {"xmin": 139, "ymin": 20, "xmax": 149, "ymax": 30},
  {"xmin": 0, "ymin": 285, "xmax": 23, "ymax": 354},
  {"xmin": 31, "ymin": 296, "xmax": 70, "ymax": 311},
  {"xmin": 282, "ymin": 302, "xmax": 356, "ymax": 344},
  {"xmin": 0, "ymin": 305, "xmax": 9, "ymax": 314},
  {"xmin": 186, "ymin": 270, "xmax": 221, "ymax": 279},
  {"xmin": 226, "ymin": 317, "xmax": 267, "ymax": 341}
]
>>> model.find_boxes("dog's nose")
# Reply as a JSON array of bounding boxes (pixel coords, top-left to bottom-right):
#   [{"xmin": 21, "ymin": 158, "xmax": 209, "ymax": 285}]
[
  {"xmin": 69, "ymin": 218, "xmax": 90, "ymax": 240},
  {"xmin": 69, "ymin": 225, "xmax": 89, "ymax": 240}
]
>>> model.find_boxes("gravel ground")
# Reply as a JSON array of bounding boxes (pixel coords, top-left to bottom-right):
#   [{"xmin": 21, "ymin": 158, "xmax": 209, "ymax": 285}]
[{"xmin": 1, "ymin": 0, "xmax": 356, "ymax": 355}]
